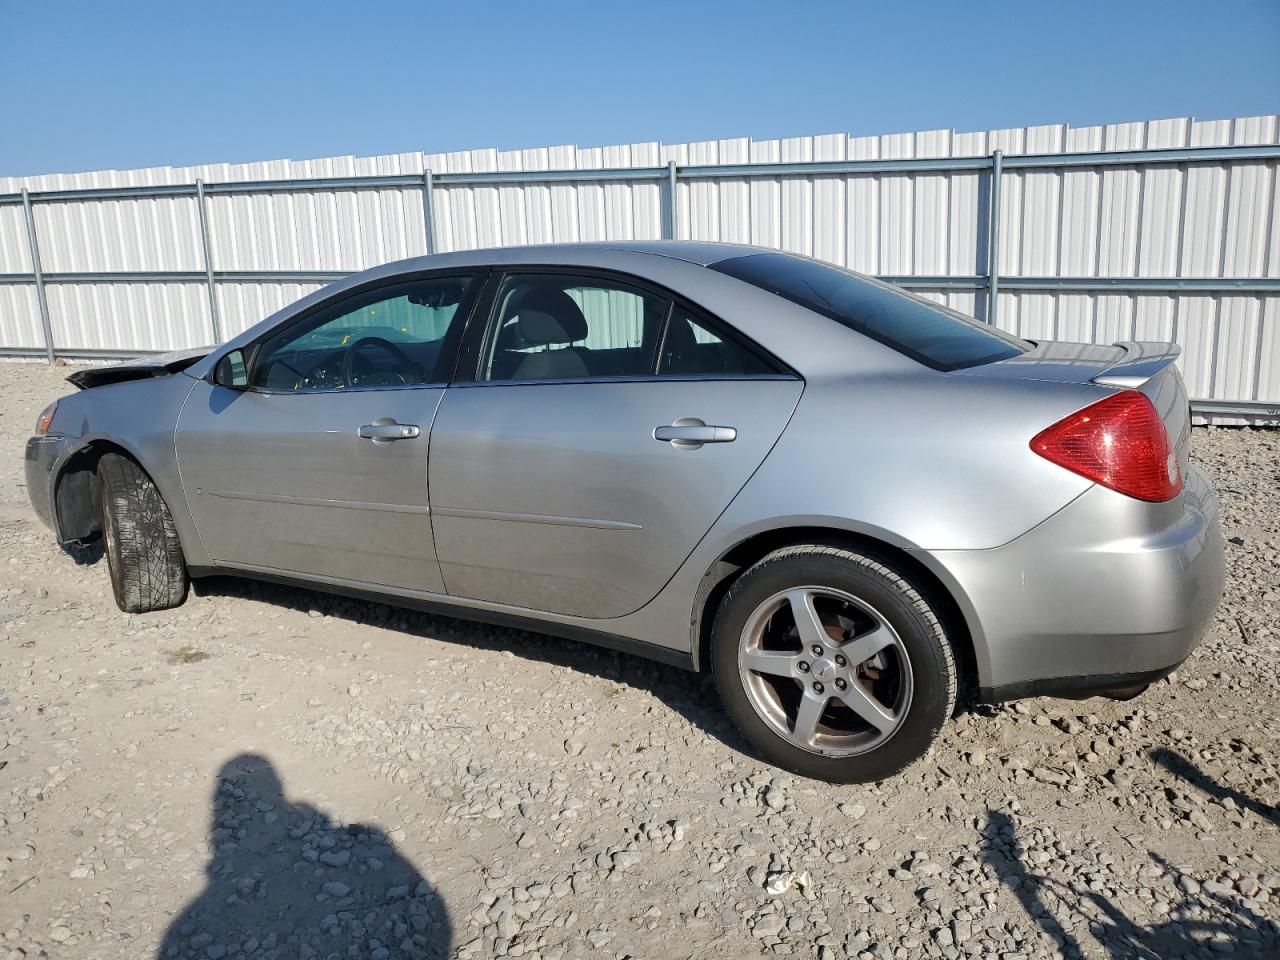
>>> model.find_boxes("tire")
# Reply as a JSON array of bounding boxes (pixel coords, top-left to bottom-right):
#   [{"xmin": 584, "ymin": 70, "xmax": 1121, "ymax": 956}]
[
  {"xmin": 711, "ymin": 544, "xmax": 956, "ymax": 783},
  {"xmin": 98, "ymin": 453, "xmax": 188, "ymax": 614}
]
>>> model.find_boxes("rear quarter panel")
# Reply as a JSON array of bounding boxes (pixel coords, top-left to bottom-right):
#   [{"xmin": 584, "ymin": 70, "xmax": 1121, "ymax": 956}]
[
  {"xmin": 615, "ymin": 369, "xmax": 1109, "ymax": 665},
  {"xmin": 705, "ymin": 370, "xmax": 1100, "ymax": 554}
]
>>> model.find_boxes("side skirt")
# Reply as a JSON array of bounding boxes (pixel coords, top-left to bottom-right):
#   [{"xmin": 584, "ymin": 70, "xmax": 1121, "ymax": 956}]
[{"xmin": 187, "ymin": 565, "xmax": 696, "ymax": 672}]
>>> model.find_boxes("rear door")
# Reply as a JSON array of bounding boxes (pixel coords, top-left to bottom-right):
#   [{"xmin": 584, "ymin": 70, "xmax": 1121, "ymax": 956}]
[
  {"xmin": 428, "ymin": 270, "xmax": 803, "ymax": 619},
  {"xmin": 176, "ymin": 273, "xmax": 481, "ymax": 592}
]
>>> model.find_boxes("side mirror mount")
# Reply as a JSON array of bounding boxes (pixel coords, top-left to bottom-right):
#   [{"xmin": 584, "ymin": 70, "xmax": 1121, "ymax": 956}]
[{"xmin": 213, "ymin": 349, "xmax": 249, "ymax": 389}]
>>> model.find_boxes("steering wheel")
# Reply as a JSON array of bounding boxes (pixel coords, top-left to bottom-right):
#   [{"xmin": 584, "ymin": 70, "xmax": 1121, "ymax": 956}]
[{"xmin": 342, "ymin": 336, "xmax": 423, "ymax": 388}]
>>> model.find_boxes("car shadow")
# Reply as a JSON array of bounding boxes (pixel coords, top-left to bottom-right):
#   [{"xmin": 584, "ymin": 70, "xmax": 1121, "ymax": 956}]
[
  {"xmin": 1150, "ymin": 746, "xmax": 1280, "ymax": 828},
  {"xmin": 156, "ymin": 752, "xmax": 451, "ymax": 960},
  {"xmin": 190, "ymin": 574, "xmax": 756, "ymax": 761},
  {"xmin": 980, "ymin": 809, "xmax": 1275, "ymax": 959}
]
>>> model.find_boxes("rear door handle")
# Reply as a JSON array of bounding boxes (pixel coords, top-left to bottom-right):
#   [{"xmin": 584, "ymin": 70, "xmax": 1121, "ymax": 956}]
[
  {"xmin": 358, "ymin": 419, "xmax": 420, "ymax": 442},
  {"xmin": 653, "ymin": 417, "xmax": 737, "ymax": 449}
]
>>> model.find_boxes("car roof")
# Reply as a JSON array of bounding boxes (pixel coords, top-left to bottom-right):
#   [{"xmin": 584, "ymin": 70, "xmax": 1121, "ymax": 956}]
[
  {"xmin": 564, "ymin": 241, "xmax": 762, "ymax": 266},
  {"xmin": 388, "ymin": 240, "xmax": 764, "ymax": 270}
]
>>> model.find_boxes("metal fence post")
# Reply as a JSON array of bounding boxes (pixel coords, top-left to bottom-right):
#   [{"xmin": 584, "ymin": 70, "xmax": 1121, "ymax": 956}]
[
  {"xmin": 666, "ymin": 161, "xmax": 678, "ymax": 240},
  {"xmin": 422, "ymin": 170, "xmax": 437, "ymax": 255},
  {"xmin": 986, "ymin": 149, "xmax": 1003, "ymax": 325},
  {"xmin": 20, "ymin": 189, "xmax": 56, "ymax": 363},
  {"xmin": 195, "ymin": 179, "xmax": 222, "ymax": 343}
]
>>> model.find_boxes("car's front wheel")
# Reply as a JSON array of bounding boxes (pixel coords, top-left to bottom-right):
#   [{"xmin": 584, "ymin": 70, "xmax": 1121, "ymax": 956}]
[
  {"xmin": 99, "ymin": 453, "xmax": 188, "ymax": 614},
  {"xmin": 711, "ymin": 544, "xmax": 956, "ymax": 783}
]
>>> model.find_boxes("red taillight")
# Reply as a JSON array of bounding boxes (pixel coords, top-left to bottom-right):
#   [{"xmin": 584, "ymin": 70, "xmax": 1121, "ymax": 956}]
[{"xmin": 1030, "ymin": 391, "xmax": 1182, "ymax": 502}]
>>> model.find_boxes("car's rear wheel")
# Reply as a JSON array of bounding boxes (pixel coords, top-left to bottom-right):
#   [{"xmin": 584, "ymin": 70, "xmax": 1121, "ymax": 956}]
[
  {"xmin": 99, "ymin": 453, "xmax": 188, "ymax": 613},
  {"xmin": 711, "ymin": 544, "xmax": 956, "ymax": 783}
]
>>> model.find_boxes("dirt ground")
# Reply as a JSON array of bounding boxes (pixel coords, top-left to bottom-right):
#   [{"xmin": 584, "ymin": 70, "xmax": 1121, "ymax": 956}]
[{"xmin": 1, "ymin": 360, "xmax": 1277, "ymax": 960}]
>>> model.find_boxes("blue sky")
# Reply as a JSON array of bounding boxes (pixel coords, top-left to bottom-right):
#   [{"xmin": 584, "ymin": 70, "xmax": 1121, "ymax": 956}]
[{"xmin": 2, "ymin": 0, "xmax": 1277, "ymax": 177}]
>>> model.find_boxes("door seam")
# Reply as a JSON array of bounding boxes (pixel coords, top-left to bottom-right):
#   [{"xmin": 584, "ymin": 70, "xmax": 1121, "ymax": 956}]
[
  {"xmin": 424, "ymin": 386, "xmax": 450, "ymax": 594},
  {"xmin": 172, "ymin": 377, "xmax": 215, "ymax": 562}
]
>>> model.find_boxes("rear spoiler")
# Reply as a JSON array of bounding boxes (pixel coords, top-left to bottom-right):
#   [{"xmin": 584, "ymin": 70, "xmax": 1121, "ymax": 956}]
[
  {"xmin": 66, "ymin": 347, "xmax": 212, "ymax": 391},
  {"xmin": 1091, "ymin": 341, "xmax": 1181, "ymax": 389}
]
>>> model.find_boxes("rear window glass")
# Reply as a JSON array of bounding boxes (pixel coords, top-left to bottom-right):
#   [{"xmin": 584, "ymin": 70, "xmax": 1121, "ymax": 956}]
[{"xmin": 710, "ymin": 252, "xmax": 1029, "ymax": 371}]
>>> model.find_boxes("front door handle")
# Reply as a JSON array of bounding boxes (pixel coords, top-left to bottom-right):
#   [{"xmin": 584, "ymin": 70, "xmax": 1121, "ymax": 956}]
[
  {"xmin": 358, "ymin": 419, "xmax": 420, "ymax": 442},
  {"xmin": 653, "ymin": 417, "xmax": 737, "ymax": 449}
]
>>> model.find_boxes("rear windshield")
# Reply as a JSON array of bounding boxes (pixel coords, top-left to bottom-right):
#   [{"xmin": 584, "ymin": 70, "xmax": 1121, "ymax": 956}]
[{"xmin": 710, "ymin": 252, "xmax": 1029, "ymax": 371}]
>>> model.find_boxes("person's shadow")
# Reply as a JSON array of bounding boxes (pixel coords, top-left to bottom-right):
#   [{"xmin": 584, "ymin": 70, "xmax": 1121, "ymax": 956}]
[
  {"xmin": 981, "ymin": 809, "xmax": 1276, "ymax": 959},
  {"xmin": 157, "ymin": 753, "xmax": 450, "ymax": 960},
  {"xmin": 1150, "ymin": 746, "xmax": 1280, "ymax": 827}
]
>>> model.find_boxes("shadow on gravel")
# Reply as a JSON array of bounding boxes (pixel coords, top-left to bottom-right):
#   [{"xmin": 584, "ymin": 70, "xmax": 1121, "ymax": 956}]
[
  {"xmin": 981, "ymin": 810, "xmax": 1274, "ymax": 960},
  {"xmin": 158, "ymin": 753, "xmax": 451, "ymax": 960},
  {"xmin": 191, "ymin": 575, "xmax": 755, "ymax": 759},
  {"xmin": 1151, "ymin": 747, "xmax": 1280, "ymax": 827}
]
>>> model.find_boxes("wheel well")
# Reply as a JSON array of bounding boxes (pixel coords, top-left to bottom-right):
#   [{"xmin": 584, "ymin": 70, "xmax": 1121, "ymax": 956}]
[
  {"xmin": 52, "ymin": 440, "xmax": 135, "ymax": 543},
  {"xmin": 692, "ymin": 527, "xmax": 978, "ymax": 697}
]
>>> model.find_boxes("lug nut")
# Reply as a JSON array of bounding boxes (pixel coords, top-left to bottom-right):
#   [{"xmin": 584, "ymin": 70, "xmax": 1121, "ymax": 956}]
[
  {"xmin": 811, "ymin": 645, "xmax": 823, "ymax": 657},
  {"xmin": 797, "ymin": 661, "xmax": 810, "ymax": 673},
  {"xmin": 812, "ymin": 682, "xmax": 825, "ymax": 694},
  {"xmin": 834, "ymin": 654, "xmax": 847, "ymax": 667},
  {"xmin": 835, "ymin": 677, "xmax": 848, "ymax": 691}
]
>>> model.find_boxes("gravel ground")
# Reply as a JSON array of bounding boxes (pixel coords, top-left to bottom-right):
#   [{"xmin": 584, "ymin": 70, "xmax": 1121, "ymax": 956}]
[{"xmin": 1, "ymin": 360, "xmax": 1277, "ymax": 960}]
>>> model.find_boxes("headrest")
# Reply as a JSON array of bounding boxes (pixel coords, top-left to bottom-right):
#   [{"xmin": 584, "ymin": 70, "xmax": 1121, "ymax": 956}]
[{"xmin": 506, "ymin": 285, "xmax": 588, "ymax": 345}]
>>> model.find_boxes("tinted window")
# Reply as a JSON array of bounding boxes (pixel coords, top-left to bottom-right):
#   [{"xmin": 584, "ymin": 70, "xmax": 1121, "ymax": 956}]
[
  {"xmin": 658, "ymin": 306, "xmax": 780, "ymax": 377},
  {"xmin": 250, "ymin": 276, "xmax": 475, "ymax": 391},
  {"xmin": 483, "ymin": 273, "xmax": 667, "ymax": 382},
  {"xmin": 711, "ymin": 252, "xmax": 1028, "ymax": 371}
]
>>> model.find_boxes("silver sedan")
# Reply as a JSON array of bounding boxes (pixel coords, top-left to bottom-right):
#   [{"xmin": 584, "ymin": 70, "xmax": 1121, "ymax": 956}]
[{"xmin": 24, "ymin": 242, "xmax": 1224, "ymax": 782}]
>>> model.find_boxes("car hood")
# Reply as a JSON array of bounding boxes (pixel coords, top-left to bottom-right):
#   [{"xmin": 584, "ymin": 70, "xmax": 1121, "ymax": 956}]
[{"xmin": 65, "ymin": 346, "xmax": 213, "ymax": 390}]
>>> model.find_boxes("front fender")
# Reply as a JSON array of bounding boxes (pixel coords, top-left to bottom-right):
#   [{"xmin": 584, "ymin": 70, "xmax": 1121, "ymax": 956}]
[{"xmin": 44, "ymin": 374, "xmax": 210, "ymax": 566}]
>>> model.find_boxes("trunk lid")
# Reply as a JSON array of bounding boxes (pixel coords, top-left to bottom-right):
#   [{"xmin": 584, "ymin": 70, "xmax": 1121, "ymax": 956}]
[
  {"xmin": 954, "ymin": 339, "xmax": 1191, "ymax": 471},
  {"xmin": 66, "ymin": 346, "xmax": 212, "ymax": 391}
]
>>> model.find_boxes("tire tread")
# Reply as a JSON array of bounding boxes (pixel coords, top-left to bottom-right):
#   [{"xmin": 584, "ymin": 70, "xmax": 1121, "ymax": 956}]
[{"xmin": 99, "ymin": 453, "xmax": 188, "ymax": 614}]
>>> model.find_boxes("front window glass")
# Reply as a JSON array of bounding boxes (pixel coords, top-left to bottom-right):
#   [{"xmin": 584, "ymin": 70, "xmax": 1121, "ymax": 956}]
[
  {"xmin": 710, "ymin": 252, "xmax": 1029, "ymax": 371},
  {"xmin": 250, "ymin": 276, "xmax": 475, "ymax": 391}
]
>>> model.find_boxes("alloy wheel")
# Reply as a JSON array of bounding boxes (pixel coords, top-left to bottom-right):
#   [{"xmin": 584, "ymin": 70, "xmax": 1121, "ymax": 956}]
[{"xmin": 737, "ymin": 586, "xmax": 913, "ymax": 756}]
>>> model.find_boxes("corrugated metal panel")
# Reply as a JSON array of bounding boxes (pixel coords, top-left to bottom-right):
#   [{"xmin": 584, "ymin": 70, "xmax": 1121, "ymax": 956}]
[
  {"xmin": 1134, "ymin": 293, "xmax": 1176, "ymax": 342},
  {"xmin": 780, "ymin": 136, "xmax": 815, "ymax": 257},
  {"xmin": 0, "ymin": 285, "xmax": 43, "ymax": 347},
  {"xmin": 1095, "ymin": 294, "xmax": 1133, "ymax": 344},
  {"xmin": 47, "ymin": 282, "xmax": 210, "ymax": 351},
  {"xmin": 36, "ymin": 196, "xmax": 203, "ymax": 272},
  {"xmin": 212, "ymin": 186, "xmax": 426, "ymax": 272},
  {"xmin": 1016, "ymin": 125, "xmax": 1064, "ymax": 278},
  {"xmin": 1215, "ymin": 295, "xmax": 1262, "ymax": 401},
  {"xmin": 812, "ymin": 134, "xmax": 846, "ymax": 265},
  {"xmin": 1, "ymin": 114, "xmax": 1277, "ymax": 418},
  {"xmin": 0, "ymin": 205, "xmax": 35, "ymax": 273},
  {"xmin": 1056, "ymin": 293, "xmax": 1093, "ymax": 342},
  {"xmin": 913, "ymin": 130, "xmax": 950, "ymax": 276},
  {"xmin": 216, "ymin": 281, "xmax": 331, "ymax": 339},
  {"xmin": 1177, "ymin": 295, "xmax": 1219, "ymax": 399},
  {"xmin": 1259, "ymin": 297, "xmax": 1280, "ymax": 402}
]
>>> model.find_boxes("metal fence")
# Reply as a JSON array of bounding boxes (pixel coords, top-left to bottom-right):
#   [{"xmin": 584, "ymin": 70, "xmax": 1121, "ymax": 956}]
[{"xmin": 1, "ymin": 115, "xmax": 1278, "ymax": 420}]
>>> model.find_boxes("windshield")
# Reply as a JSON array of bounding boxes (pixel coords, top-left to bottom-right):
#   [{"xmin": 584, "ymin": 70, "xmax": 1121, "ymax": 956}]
[{"xmin": 710, "ymin": 252, "xmax": 1029, "ymax": 371}]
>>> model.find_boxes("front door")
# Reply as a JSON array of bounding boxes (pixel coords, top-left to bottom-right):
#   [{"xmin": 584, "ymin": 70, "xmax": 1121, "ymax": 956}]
[
  {"xmin": 428, "ymin": 271, "xmax": 803, "ymax": 619},
  {"xmin": 176, "ymin": 273, "xmax": 481, "ymax": 593}
]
